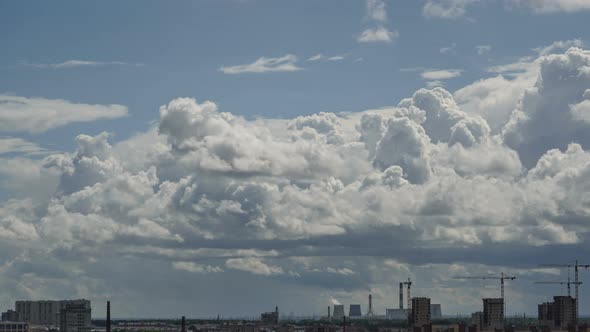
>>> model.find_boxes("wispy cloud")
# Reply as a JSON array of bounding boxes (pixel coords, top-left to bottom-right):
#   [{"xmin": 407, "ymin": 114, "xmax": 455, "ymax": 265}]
[
  {"xmin": 173, "ymin": 261, "xmax": 223, "ymax": 274},
  {"xmin": 26, "ymin": 60, "xmax": 140, "ymax": 69},
  {"xmin": 366, "ymin": 0, "xmax": 388, "ymax": 22},
  {"xmin": 220, "ymin": 54, "xmax": 303, "ymax": 74},
  {"xmin": 0, "ymin": 137, "xmax": 51, "ymax": 156},
  {"xmin": 307, "ymin": 54, "xmax": 346, "ymax": 62},
  {"xmin": 421, "ymin": 69, "xmax": 463, "ymax": 80},
  {"xmin": 476, "ymin": 45, "xmax": 492, "ymax": 55},
  {"xmin": 358, "ymin": 27, "xmax": 398, "ymax": 43},
  {"xmin": 357, "ymin": 0, "xmax": 398, "ymax": 44},
  {"xmin": 534, "ymin": 39, "xmax": 584, "ymax": 56},
  {"xmin": 0, "ymin": 95, "xmax": 128, "ymax": 134},
  {"xmin": 440, "ymin": 43, "xmax": 458, "ymax": 54},
  {"xmin": 423, "ymin": 0, "xmax": 478, "ymax": 19},
  {"xmin": 507, "ymin": 0, "xmax": 590, "ymax": 13}
]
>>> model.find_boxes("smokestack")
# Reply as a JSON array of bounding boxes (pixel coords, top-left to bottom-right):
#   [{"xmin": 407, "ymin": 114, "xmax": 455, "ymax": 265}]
[
  {"xmin": 399, "ymin": 283, "xmax": 404, "ymax": 309},
  {"xmin": 181, "ymin": 316, "xmax": 186, "ymax": 332},
  {"xmin": 369, "ymin": 294, "xmax": 372, "ymax": 312},
  {"xmin": 328, "ymin": 306, "xmax": 331, "ymax": 321},
  {"xmin": 106, "ymin": 301, "xmax": 111, "ymax": 332},
  {"xmin": 275, "ymin": 306, "xmax": 279, "ymax": 326},
  {"xmin": 343, "ymin": 316, "xmax": 346, "ymax": 332}
]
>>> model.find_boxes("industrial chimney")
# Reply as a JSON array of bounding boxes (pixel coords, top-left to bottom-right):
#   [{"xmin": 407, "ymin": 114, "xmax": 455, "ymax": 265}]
[
  {"xmin": 106, "ymin": 301, "xmax": 111, "ymax": 332},
  {"xmin": 328, "ymin": 306, "xmax": 331, "ymax": 321},
  {"xmin": 181, "ymin": 316, "xmax": 186, "ymax": 332},
  {"xmin": 399, "ymin": 283, "xmax": 404, "ymax": 309}
]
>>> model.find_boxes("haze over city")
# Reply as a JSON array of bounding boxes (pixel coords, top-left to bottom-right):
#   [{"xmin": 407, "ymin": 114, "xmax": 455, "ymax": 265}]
[{"xmin": 2, "ymin": 0, "xmax": 590, "ymax": 323}]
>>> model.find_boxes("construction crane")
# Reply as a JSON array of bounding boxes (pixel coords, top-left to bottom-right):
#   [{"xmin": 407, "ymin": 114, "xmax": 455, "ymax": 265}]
[
  {"xmin": 534, "ymin": 281, "xmax": 582, "ymax": 297},
  {"xmin": 453, "ymin": 272, "xmax": 516, "ymax": 318},
  {"xmin": 400, "ymin": 278, "xmax": 412, "ymax": 311},
  {"xmin": 540, "ymin": 260, "xmax": 590, "ymax": 325},
  {"xmin": 453, "ymin": 272, "xmax": 516, "ymax": 299}
]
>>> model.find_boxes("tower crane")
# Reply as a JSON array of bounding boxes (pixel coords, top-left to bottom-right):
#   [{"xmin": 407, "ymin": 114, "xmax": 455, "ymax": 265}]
[
  {"xmin": 453, "ymin": 272, "xmax": 516, "ymax": 318},
  {"xmin": 401, "ymin": 278, "xmax": 412, "ymax": 312},
  {"xmin": 453, "ymin": 272, "xmax": 516, "ymax": 299},
  {"xmin": 540, "ymin": 260, "xmax": 590, "ymax": 325},
  {"xmin": 534, "ymin": 281, "xmax": 582, "ymax": 297}
]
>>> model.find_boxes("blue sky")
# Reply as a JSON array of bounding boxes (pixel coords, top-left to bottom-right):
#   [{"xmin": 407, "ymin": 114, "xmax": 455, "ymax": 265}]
[
  {"xmin": 2, "ymin": 0, "xmax": 590, "ymax": 319},
  {"xmin": 2, "ymin": 0, "xmax": 589, "ymax": 150}
]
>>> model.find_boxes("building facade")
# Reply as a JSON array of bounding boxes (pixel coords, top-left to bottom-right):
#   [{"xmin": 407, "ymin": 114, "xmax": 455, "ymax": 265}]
[
  {"xmin": 411, "ymin": 298, "xmax": 431, "ymax": 327},
  {"xmin": 15, "ymin": 300, "xmax": 90, "ymax": 327},
  {"xmin": 1, "ymin": 311, "xmax": 19, "ymax": 322},
  {"xmin": 58, "ymin": 302, "xmax": 91, "ymax": 332},
  {"xmin": 0, "ymin": 322, "xmax": 28, "ymax": 332},
  {"xmin": 538, "ymin": 296, "xmax": 576, "ymax": 329},
  {"xmin": 260, "ymin": 307, "xmax": 279, "ymax": 326},
  {"xmin": 482, "ymin": 298, "xmax": 503, "ymax": 331}
]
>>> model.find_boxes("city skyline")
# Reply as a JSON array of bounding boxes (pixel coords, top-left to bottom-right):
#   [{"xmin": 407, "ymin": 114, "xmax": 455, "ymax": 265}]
[{"xmin": 1, "ymin": 0, "xmax": 590, "ymax": 319}]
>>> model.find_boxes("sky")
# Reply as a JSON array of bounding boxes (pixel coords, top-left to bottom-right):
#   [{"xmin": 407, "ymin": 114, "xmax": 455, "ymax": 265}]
[{"xmin": 1, "ymin": 0, "xmax": 590, "ymax": 319}]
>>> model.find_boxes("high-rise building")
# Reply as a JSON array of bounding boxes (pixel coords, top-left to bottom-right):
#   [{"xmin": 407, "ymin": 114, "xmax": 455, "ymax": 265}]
[
  {"xmin": 58, "ymin": 302, "xmax": 91, "ymax": 332},
  {"xmin": 483, "ymin": 298, "xmax": 503, "ymax": 331},
  {"xmin": 538, "ymin": 296, "xmax": 576, "ymax": 329},
  {"xmin": 332, "ymin": 305, "xmax": 345, "ymax": 319},
  {"xmin": 538, "ymin": 302, "xmax": 554, "ymax": 328},
  {"xmin": 349, "ymin": 305, "xmax": 362, "ymax": 317},
  {"xmin": 15, "ymin": 300, "xmax": 90, "ymax": 326},
  {"xmin": 410, "ymin": 298, "xmax": 431, "ymax": 327}
]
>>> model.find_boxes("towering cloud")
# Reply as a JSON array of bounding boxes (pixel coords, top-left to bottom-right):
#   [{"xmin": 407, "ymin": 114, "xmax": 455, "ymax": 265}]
[{"xmin": 1, "ymin": 47, "xmax": 590, "ymax": 316}]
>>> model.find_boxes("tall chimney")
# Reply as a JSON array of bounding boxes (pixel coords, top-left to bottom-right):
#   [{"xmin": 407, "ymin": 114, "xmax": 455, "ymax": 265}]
[
  {"xmin": 106, "ymin": 301, "xmax": 111, "ymax": 332},
  {"xmin": 181, "ymin": 316, "xmax": 186, "ymax": 332},
  {"xmin": 399, "ymin": 283, "xmax": 404, "ymax": 309},
  {"xmin": 328, "ymin": 306, "xmax": 331, "ymax": 321},
  {"xmin": 369, "ymin": 294, "xmax": 373, "ymax": 314},
  {"xmin": 275, "ymin": 306, "xmax": 279, "ymax": 326},
  {"xmin": 343, "ymin": 316, "xmax": 346, "ymax": 332}
]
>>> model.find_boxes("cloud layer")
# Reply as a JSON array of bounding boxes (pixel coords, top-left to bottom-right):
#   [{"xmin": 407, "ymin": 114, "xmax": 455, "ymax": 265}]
[
  {"xmin": 1, "ymin": 47, "xmax": 590, "ymax": 317},
  {"xmin": 0, "ymin": 95, "xmax": 128, "ymax": 134}
]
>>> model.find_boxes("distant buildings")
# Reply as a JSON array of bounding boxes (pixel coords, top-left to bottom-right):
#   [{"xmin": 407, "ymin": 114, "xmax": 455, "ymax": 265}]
[
  {"xmin": 482, "ymin": 298, "xmax": 503, "ymax": 331},
  {"xmin": 58, "ymin": 301, "xmax": 91, "ymax": 332},
  {"xmin": 349, "ymin": 305, "xmax": 362, "ymax": 318},
  {"xmin": 1, "ymin": 310, "xmax": 19, "ymax": 322},
  {"xmin": 470, "ymin": 311, "xmax": 483, "ymax": 331},
  {"xmin": 260, "ymin": 307, "xmax": 279, "ymax": 326},
  {"xmin": 385, "ymin": 309, "xmax": 408, "ymax": 320},
  {"xmin": 0, "ymin": 322, "xmax": 28, "ymax": 332},
  {"xmin": 15, "ymin": 300, "xmax": 90, "ymax": 327},
  {"xmin": 538, "ymin": 296, "xmax": 576, "ymax": 330},
  {"xmin": 410, "ymin": 297, "xmax": 431, "ymax": 328}
]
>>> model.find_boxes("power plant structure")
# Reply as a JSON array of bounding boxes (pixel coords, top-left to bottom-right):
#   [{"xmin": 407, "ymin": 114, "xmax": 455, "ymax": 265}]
[
  {"xmin": 332, "ymin": 305, "xmax": 345, "ymax": 320},
  {"xmin": 366, "ymin": 294, "xmax": 374, "ymax": 317},
  {"xmin": 348, "ymin": 304, "xmax": 362, "ymax": 317}
]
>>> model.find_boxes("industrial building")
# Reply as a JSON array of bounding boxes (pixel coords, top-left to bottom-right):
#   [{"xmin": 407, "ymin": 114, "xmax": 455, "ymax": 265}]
[
  {"xmin": 482, "ymin": 298, "xmax": 503, "ymax": 331},
  {"xmin": 410, "ymin": 297, "xmax": 431, "ymax": 328},
  {"xmin": 58, "ymin": 301, "xmax": 91, "ymax": 332},
  {"xmin": 430, "ymin": 305, "xmax": 442, "ymax": 319},
  {"xmin": 332, "ymin": 305, "xmax": 344, "ymax": 320},
  {"xmin": 15, "ymin": 300, "xmax": 90, "ymax": 327},
  {"xmin": 538, "ymin": 296, "xmax": 576, "ymax": 330},
  {"xmin": 385, "ymin": 309, "xmax": 408, "ymax": 320},
  {"xmin": 349, "ymin": 305, "xmax": 362, "ymax": 318}
]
